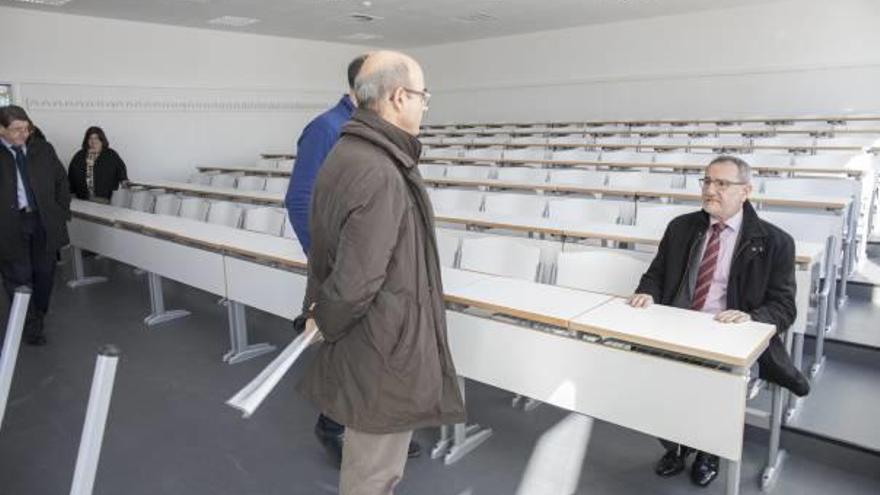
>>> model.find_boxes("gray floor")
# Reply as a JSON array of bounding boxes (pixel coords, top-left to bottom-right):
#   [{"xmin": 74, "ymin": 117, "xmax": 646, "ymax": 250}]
[{"xmin": 1, "ymin": 258, "xmax": 879, "ymax": 495}]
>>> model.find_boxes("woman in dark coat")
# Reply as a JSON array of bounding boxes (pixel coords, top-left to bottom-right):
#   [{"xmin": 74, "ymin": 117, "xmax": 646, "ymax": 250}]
[{"xmin": 68, "ymin": 126, "xmax": 128, "ymax": 202}]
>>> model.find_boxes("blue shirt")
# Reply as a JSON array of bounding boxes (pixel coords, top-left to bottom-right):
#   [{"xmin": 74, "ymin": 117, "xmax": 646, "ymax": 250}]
[
  {"xmin": 1, "ymin": 138, "xmax": 30, "ymax": 209},
  {"xmin": 284, "ymin": 94, "xmax": 355, "ymax": 254}
]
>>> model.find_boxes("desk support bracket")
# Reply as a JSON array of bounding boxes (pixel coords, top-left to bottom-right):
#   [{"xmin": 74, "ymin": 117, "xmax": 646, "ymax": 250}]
[
  {"xmin": 432, "ymin": 377, "xmax": 493, "ymax": 465},
  {"xmin": 144, "ymin": 272, "xmax": 190, "ymax": 326},
  {"xmin": 67, "ymin": 247, "xmax": 108, "ymax": 289},
  {"xmin": 222, "ymin": 301, "xmax": 276, "ymax": 364}
]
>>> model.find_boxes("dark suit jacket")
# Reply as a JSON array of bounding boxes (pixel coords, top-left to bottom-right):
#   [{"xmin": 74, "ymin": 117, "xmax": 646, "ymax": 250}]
[
  {"xmin": 0, "ymin": 139, "xmax": 71, "ymax": 261},
  {"xmin": 68, "ymin": 148, "xmax": 128, "ymax": 200},
  {"xmin": 636, "ymin": 201, "xmax": 799, "ymax": 384}
]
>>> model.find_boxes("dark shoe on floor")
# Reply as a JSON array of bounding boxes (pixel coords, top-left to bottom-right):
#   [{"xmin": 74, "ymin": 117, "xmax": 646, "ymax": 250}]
[
  {"xmin": 690, "ymin": 452, "xmax": 720, "ymax": 487},
  {"xmin": 654, "ymin": 447, "xmax": 691, "ymax": 477},
  {"xmin": 408, "ymin": 440, "xmax": 422, "ymax": 458}
]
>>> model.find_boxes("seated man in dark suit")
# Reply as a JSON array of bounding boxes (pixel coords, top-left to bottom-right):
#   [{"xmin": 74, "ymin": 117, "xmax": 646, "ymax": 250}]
[{"xmin": 628, "ymin": 155, "xmax": 810, "ymax": 488}]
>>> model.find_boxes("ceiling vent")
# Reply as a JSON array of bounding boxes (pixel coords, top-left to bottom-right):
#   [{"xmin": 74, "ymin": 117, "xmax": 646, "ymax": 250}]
[{"xmin": 348, "ymin": 12, "xmax": 383, "ymax": 23}]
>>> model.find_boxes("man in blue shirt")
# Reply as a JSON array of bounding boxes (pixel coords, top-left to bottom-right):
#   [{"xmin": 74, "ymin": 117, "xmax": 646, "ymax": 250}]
[
  {"xmin": 285, "ymin": 55, "xmax": 366, "ymax": 254},
  {"xmin": 285, "ymin": 54, "xmax": 423, "ymax": 465}
]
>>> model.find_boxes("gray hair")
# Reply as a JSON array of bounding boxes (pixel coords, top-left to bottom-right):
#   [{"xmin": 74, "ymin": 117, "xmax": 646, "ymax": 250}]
[
  {"xmin": 708, "ymin": 155, "xmax": 752, "ymax": 184},
  {"xmin": 354, "ymin": 60, "xmax": 411, "ymax": 111}
]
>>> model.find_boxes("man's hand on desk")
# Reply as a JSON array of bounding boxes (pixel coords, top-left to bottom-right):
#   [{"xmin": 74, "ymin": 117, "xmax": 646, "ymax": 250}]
[
  {"xmin": 627, "ymin": 293, "xmax": 654, "ymax": 308},
  {"xmin": 714, "ymin": 310, "xmax": 751, "ymax": 324}
]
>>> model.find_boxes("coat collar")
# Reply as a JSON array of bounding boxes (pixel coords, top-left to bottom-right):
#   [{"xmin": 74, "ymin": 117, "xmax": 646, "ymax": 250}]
[
  {"xmin": 342, "ymin": 108, "xmax": 421, "ymax": 169},
  {"xmin": 695, "ymin": 200, "xmax": 766, "ymax": 241}
]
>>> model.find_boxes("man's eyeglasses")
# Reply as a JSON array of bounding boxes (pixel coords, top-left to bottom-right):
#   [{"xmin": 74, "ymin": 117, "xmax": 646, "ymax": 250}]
[
  {"xmin": 699, "ymin": 177, "xmax": 748, "ymax": 190},
  {"xmin": 403, "ymin": 87, "xmax": 431, "ymax": 110}
]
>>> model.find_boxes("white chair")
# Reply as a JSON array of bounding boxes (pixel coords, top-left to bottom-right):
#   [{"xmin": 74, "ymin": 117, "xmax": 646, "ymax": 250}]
[
  {"xmin": 256, "ymin": 158, "xmax": 277, "ymax": 169},
  {"xmin": 464, "ymin": 147, "xmax": 503, "ymax": 163},
  {"xmin": 814, "ymin": 136, "xmax": 880, "ymax": 153},
  {"xmin": 264, "ymin": 177, "xmax": 291, "ymax": 193},
  {"xmin": 129, "ymin": 190, "xmax": 156, "ymax": 213},
  {"xmin": 459, "ymin": 236, "xmax": 542, "ymax": 281},
  {"xmin": 753, "ymin": 136, "xmax": 816, "ymax": 152},
  {"xmin": 691, "ymin": 136, "xmax": 750, "ymax": 152},
  {"xmin": 510, "ymin": 135, "xmax": 547, "ymax": 145},
  {"xmin": 596, "ymin": 136, "xmax": 640, "ymax": 149},
  {"xmin": 548, "ymin": 134, "xmax": 588, "ymax": 146},
  {"xmin": 552, "ymin": 149, "xmax": 601, "ymax": 164},
  {"xmin": 428, "ymin": 188, "xmax": 485, "ymax": 212},
  {"xmin": 276, "ymin": 160, "xmax": 295, "ymax": 172},
  {"xmin": 445, "ymin": 165, "xmax": 493, "ymax": 180},
  {"xmin": 110, "ymin": 188, "xmax": 132, "ymax": 208},
  {"xmin": 474, "ymin": 134, "xmax": 510, "ymax": 145},
  {"xmin": 745, "ymin": 154, "xmax": 794, "ymax": 168},
  {"xmin": 548, "ymin": 169, "xmax": 607, "ymax": 188},
  {"xmin": 236, "ymin": 176, "xmax": 267, "ymax": 191},
  {"xmin": 423, "ymin": 147, "xmax": 461, "ymax": 160},
  {"xmin": 653, "ymin": 153, "xmax": 711, "ymax": 167},
  {"xmin": 443, "ymin": 136, "xmax": 474, "ymax": 146},
  {"xmin": 793, "ymin": 154, "xmax": 863, "ymax": 170},
  {"xmin": 154, "ymin": 194, "xmax": 181, "ymax": 216},
  {"xmin": 243, "ymin": 207, "xmax": 286, "ymax": 236},
  {"xmin": 178, "ymin": 197, "xmax": 210, "ymax": 221},
  {"xmin": 419, "ymin": 164, "xmax": 447, "ymax": 179},
  {"xmin": 210, "ymin": 174, "xmax": 238, "ymax": 188},
  {"xmin": 282, "ymin": 215, "xmax": 298, "ymax": 241},
  {"xmin": 495, "ymin": 167, "xmax": 548, "ymax": 184},
  {"xmin": 503, "ymin": 147, "xmax": 548, "ymax": 164},
  {"xmin": 600, "ymin": 151, "xmax": 655, "ymax": 166},
  {"xmin": 635, "ymin": 204, "xmax": 699, "ymax": 234},
  {"xmin": 206, "ymin": 201, "xmax": 243, "ymax": 228},
  {"xmin": 435, "ymin": 230, "xmax": 461, "ymax": 268},
  {"xmin": 547, "ymin": 198, "xmax": 622, "ymax": 225},
  {"xmin": 188, "ymin": 172, "xmax": 216, "ymax": 185},
  {"xmin": 555, "ymin": 249, "xmax": 651, "ymax": 297},
  {"xmin": 640, "ymin": 136, "xmax": 690, "ymax": 151},
  {"xmin": 607, "ymin": 171, "xmax": 680, "ymax": 190},
  {"xmin": 482, "ymin": 193, "xmax": 548, "ymax": 217}
]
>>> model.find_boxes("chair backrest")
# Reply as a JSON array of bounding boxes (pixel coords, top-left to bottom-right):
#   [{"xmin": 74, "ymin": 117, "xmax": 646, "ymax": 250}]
[
  {"xmin": 264, "ymin": 177, "xmax": 291, "ymax": 193},
  {"xmin": 282, "ymin": 214, "xmax": 297, "ymax": 240},
  {"xmin": 464, "ymin": 147, "xmax": 503, "ymax": 163},
  {"xmin": 210, "ymin": 174, "xmax": 238, "ymax": 188},
  {"xmin": 753, "ymin": 136, "xmax": 816, "ymax": 151},
  {"xmin": 653, "ymin": 153, "xmax": 710, "ymax": 166},
  {"xmin": 188, "ymin": 172, "xmax": 215, "ymax": 185},
  {"xmin": 547, "ymin": 198, "xmax": 621, "ymax": 225},
  {"xmin": 154, "ymin": 194, "xmax": 182, "ymax": 216},
  {"xmin": 459, "ymin": 236, "xmax": 542, "ymax": 281},
  {"xmin": 551, "ymin": 149, "xmax": 601, "ymax": 163},
  {"xmin": 129, "ymin": 190, "xmax": 156, "ymax": 213},
  {"xmin": 761, "ymin": 177, "xmax": 859, "ymax": 198},
  {"xmin": 793, "ymin": 153, "xmax": 862, "ymax": 170},
  {"xmin": 178, "ymin": 197, "xmax": 210, "ymax": 221},
  {"xmin": 640, "ymin": 136, "xmax": 690, "ymax": 150},
  {"xmin": 236, "ymin": 175, "xmax": 267, "ymax": 191},
  {"xmin": 504, "ymin": 147, "xmax": 548, "ymax": 163},
  {"xmin": 746, "ymin": 153, "xmax": 794, "ymax": 167},
  {"xmin": 510, "ymin": 135, "xmax": 546, "ymax": 145},
  {"xmin": 256, "ymin": 158, "xmax": 277, "ymax": 169},
  {"xmin": 814, "ymin": 136, "xmax": 879, "ymax": 151},
  {"xmin": 445, "ymin": 165, "xmax": 493, "ymax": 180},
  {"xmin": 548, "ymin": 169, "xmax": 607, "ymax": 187},
  {"xmin": 474, "ymin": 134, "xmax": 510, "ymax": 145},
  {"xmin": 419, "ymin": 164, "xmax": 447, "ymax": 179},
  {"xmin": 482, "ymin": 193, "xmax": 548, "ymax": 217},
  {"xmin": 434, "ymin": 229, "xmax": 461, "ymax": 268},
  {"xmin": 691, "ymin": 136, "xmax": 749, "ymax": 150},
  {"xmin": 243, "ymin": 207, "xmax": 286, "ymax": 236},
  {"xmin": 495, "ymin": 167, "xmax": 548, "ymax": 184},
  {"xmin": 206, "ymin": 201, "xmax": 243, "ymax": 228},
  {"xmin": 607, "ymin": 171, "xmax": 677, "ymax": 190},
  {"xmin": 596, "ymin": 136, "xmax": 640, "ymax": 147},
  {"xmin": 636, "ymin": 204, "xmax": 700, "ymax": 233},
  {"xmin": 556, "ymin": 249, "xmax": 651, "ymax": 297},
  {"xmin": 428, "ymin": 188, "xmax": 485, "ymax": 212},
  {"xmin": 110, "ymin": 188, "xmax": 132, "ymax": 208},
  {"xmin": 423, "ymin": 147, "xmax": 460, "ymax": 160},
  {"xmin": 601, "ymin": 151, "xmax": 654, "ymax": 166},
  {"xmin": 548, "ymin": 134, "xmax": 586, "ymax": 146}
]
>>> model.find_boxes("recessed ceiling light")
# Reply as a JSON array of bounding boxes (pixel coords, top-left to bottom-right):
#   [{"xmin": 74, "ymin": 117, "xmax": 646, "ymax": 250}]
[
  {"xmin": 11, "ymin": 0, "xmax": 73, "ymax": 6},
  {"xmin": 207, "ymin": 15, "xmax": 260, "ymax": 27},
  {"xmin": 341, "ymin": 33, "xmax": 383, "ymax": 41},
  {"xmin": 348, "ymin": 12, "xmax": 383, "ymax": 23}
]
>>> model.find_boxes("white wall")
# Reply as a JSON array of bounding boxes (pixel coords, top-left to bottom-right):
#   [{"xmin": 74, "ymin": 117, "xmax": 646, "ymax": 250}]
[
  {"xmin": 0, "ymin": 7, "xmax": 368, "ymax": 181},
  {"xmin": 412, "ymin": 0, "xmax": 880, "ymax": 124}
]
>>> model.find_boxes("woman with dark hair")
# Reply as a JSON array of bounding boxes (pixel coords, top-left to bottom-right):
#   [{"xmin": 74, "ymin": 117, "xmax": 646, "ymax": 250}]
[{"xmin": 68, "ymin": 126, "xmax": 128, "ymax": 202}]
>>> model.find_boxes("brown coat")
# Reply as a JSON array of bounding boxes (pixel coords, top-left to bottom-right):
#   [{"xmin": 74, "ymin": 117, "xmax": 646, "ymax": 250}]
[{"xmin": 297, "ymin": 109, "xmax": 466, "ymax": 434}]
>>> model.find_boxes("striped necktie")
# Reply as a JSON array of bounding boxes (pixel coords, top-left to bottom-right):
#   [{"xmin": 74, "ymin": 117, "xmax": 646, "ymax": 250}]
[{"xmin": 691, "ymin": 222, "xmax": 726, "ymax": 311}]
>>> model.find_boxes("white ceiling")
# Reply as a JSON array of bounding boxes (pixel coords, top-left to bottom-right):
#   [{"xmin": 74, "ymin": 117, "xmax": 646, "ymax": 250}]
[{"xmin": 1, "ymin": 0, "xmax": 785, "ymax": 48}]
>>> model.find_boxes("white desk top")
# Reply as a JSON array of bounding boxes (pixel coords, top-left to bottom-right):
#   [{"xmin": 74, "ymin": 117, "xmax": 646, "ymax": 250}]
[
  {"xmin": 441, "ymin": 267, "xmax": 496, "ymax": 292},
  {"xmin": 571, "ymin": 298, "xmax": 774, "ymax": 367},
  {"xmin": 130, "ymin": 180, "xmax": 284, "ymax": 204},
  {"xmin": 196, "ymin": 165, "xmax": 289, "ymax": 175},
  {"xmin": 445, "ymin": 276, "xmax": 614, "ymax": 328}
]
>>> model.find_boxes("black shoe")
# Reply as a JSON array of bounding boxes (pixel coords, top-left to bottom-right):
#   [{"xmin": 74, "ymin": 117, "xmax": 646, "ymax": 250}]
[
  {"xmin": 654, "ymin": 448, "xmax": 691, "ymax": 477},
  {"xmin": 408, "ymin": 440, "xmax": 422, "ymax": 458},
  {"xmin": 313, "ymin": 422, "xmax": 343, "ymax": 468},
  {"xmin": 690, "ymin": 452, "xmax": 720, "ymax": 487},
  {"xmin": 758, "ymin": 336, "xmax": 811, "ymax": 397},
  {"xmin": 25, "ymin": 334, "xmax": 47, "ymax": 346}
]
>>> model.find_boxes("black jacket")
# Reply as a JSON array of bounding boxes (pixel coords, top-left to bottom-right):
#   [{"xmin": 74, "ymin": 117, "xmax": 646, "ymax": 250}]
[
  {"xmin": 68, "ymin": 148, "xmax": 128, "ymax": 200},
  {"xmin": 636, "ymin": 201, "xmax": 802, "ymax": 387},
  {"xmin": 1, "ymin": 139, "xmax": 71, "ymax": 260}
]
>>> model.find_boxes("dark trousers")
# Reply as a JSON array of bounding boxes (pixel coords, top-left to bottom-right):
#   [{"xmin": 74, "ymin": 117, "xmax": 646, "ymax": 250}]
[
  {"xmin": 0, "ymin": 212, "xmax": 56, "ymax": 340},
  {"xmin": 317, "ymin": 413, "xmax": 345, "ymax": 437}
]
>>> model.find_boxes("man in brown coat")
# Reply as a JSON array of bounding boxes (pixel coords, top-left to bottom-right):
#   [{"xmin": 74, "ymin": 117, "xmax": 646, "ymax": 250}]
[{"xmin": 298, "ymin": 51, "xmax": 466, "ymax": 494}]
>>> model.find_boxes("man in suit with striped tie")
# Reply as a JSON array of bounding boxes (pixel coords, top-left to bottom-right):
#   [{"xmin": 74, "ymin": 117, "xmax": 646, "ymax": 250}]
[{"xmin": 628, "ymin": 155, "xmax": 809, "ymax": 487}]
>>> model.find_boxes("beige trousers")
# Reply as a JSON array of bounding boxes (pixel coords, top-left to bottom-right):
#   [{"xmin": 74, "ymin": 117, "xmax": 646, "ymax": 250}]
[{"xmin": 339, "ymin": 427, "xmax": 413, "ymax": 495}]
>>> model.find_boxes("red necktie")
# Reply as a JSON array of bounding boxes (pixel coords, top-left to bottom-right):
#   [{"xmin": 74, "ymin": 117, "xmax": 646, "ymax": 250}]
[{"xmin": 691, "ymin": 222, "xmax": 725, "ymax": 311}]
